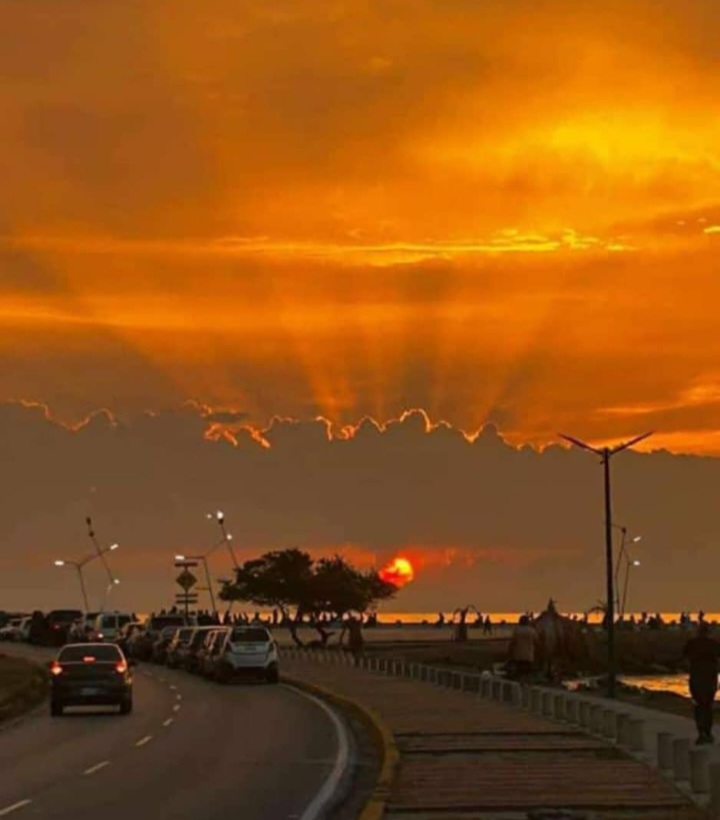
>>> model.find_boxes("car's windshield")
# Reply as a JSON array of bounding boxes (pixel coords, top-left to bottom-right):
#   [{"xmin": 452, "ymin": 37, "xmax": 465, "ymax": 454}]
[
  {"xmin": 59, "ymin": 644, "xmax": 122, "ymax": 662},
  {"xmin": 230, "ymin": 628, "xmax": 270, "ymax": 643}
]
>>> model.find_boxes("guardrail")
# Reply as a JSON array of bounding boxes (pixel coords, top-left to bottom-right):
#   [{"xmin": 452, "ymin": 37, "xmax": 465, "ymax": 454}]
[{"xmin": 279, "ymin": 646, "xmax": 720, "ymax": 813}]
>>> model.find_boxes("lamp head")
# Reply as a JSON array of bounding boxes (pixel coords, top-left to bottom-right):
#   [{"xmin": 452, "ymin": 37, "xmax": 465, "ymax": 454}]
[
  {"xmin": 632, "ymin": 535, "xmax": 642, "ymax": 543},
  {"xmin": 632, "ymin": 559, "xmax": 641, "ymax": 567},
  {"xmin": 109, "ymin": 543, "xmax": 119, "ymax": 551},
  {"xmin": 175, "ymin": 554, "xmax": 186, "ymax": 561},
  {"xmin": 54, "ymin": 560, "xmax": 65, "ymax": 567},
  {"xmin": 216, "ymin": 510, "xmax": 224, "ymax": 523}
]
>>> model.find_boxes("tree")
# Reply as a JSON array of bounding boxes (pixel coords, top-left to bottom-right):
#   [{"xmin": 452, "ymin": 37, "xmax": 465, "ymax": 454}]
[{"xmin": 219, "ymin": 549, "xmax": 399, "ymax": 646}]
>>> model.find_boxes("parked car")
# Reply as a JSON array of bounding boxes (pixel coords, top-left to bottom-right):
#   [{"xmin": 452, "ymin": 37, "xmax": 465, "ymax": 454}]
[
  {"xmin": 92, "ymin": 612, "xmax": 134, "ymax": 642},
  {"xmin": 0, "ymin": 616, "xmax": 31, "ymax": 642},
  {"xmin": 181, "ymin": 626, "xmax": 219, "ymax": 673},
  {"xmin": 44, "ymin": 610, "xmax": 84, "ymax": 646},
  {"xmin": 165, "ymin": 627, "xmax": 196, "ymax": 668},
  {"xmin": 48, "ymin": 642, "xmax": 135, "ymax": 716},
  {"xmin": 197, "ymin": 628, "xmax": 230, "ymax": 677},
  {"xmin": 151, "ymin": 626, "xmax": 181, "ymax": 665},
  {"xmin": 204, "ymin": 626, "xmax": 280, "ymax": 684}
]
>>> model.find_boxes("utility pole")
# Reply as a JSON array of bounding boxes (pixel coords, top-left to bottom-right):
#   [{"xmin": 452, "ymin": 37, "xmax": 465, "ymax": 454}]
[{"xmin": 560, "ymin": 431, "xmax": 652, "ymax": 699}]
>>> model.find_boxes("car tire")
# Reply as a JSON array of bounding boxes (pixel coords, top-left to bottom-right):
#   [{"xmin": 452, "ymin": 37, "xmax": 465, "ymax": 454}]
[
  {"xmin": 266, "ymin": 665, "xmax": 280, "ymax": 684},
  {"xmin": 50, "ymin": 700, "xmax": 64, "ymax": 717},
  {"xmin": 119, "ymin": 697, "xmax": 133, "ymax": 715}
]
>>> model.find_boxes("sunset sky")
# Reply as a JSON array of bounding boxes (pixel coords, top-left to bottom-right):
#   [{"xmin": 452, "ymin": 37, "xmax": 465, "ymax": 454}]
[{"xmin": 2, "ymin": 2, "xmax": 719, "ymax": 611}]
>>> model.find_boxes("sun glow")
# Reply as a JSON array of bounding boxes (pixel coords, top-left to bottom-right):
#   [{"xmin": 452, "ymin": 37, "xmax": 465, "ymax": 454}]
[{"xmin": 379, "ymin": 557, "xmax": 415, "ymax": 588}]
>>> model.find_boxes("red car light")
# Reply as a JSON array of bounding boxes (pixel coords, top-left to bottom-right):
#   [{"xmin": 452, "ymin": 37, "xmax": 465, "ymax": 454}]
[
  {"xmin": 83, "ymin": 656, "xmax": 96, "ymax": 663},
  {"xmin": 50, "ymin": 662, "xmax": 63, "ymax": 676},
  {"xmin": 115, "ymin": 661, "xmax": 128, "ymax": 674}
]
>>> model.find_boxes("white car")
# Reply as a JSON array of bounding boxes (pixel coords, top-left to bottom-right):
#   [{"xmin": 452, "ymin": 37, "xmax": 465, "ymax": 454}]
[
  {"xmin": 209, "ymin": 627, "xmax": 279, "ymax": 683},
  {"xmin": 0, "ymin": 617, "xmax": 31, "ymax": 642},
  {"xmin": 92, "ymin": 612, "xmax": 134, "ymax": 642}
]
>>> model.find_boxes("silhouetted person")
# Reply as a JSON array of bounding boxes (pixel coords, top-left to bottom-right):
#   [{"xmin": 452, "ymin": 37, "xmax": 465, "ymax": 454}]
[
  {"xmin": 483, "ymin": 615, "xmax": 492, "ymax": 635},
  {"xmin": 683, "ymin": 622, "xmax": 720, "ymax": 745},
  {"xmin": 434, "ymin": 612, "xmax": 445, "ymax": 628},
  {"xmin": 508, "ymin": 615, "xmax": 537, "ymax": 680}
]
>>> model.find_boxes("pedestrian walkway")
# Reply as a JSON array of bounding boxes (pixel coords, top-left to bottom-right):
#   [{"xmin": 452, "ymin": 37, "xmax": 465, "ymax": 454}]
[{"xmin": 282, "ymin": 655, "xmax": 708, "ymax": 819}]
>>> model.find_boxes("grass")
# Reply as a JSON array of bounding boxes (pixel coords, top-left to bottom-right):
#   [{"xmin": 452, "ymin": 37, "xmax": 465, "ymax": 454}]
[{"xmin": 0, "ymin": 653, "xmax": 48, "ymax": 723}]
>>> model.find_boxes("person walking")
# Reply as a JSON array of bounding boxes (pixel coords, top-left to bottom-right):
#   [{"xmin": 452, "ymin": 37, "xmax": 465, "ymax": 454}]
[
  {"xmin": 683, "ymin": 622, "xmax": 720, "ymax": 745},
  {"xmin": 508, "ymin": 615, "xmax": 537, "ymax": 680}
]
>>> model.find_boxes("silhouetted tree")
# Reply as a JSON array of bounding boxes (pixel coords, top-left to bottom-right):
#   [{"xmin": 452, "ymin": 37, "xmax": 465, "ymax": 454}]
[{"xmin": 219, "ymin": 549, "xmax": 398, "ymax": 646}]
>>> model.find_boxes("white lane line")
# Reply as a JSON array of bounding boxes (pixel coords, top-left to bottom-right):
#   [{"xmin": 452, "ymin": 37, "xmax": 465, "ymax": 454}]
[
  {"xmin": 135, "ymin": 735, "xmax": 153, "ymax": 747},
  {"xmin": 175, "ymin": 694, "xmax": 182, "ymax": 701},
  {"xmin": 83, "ymin": 760, "xmax": 110, "ymax": 775},
  {"xmin": 169, "ymin": 684, "xmax": 177, "ymax": 690},
  {"xmin": 158, "ymin": 677, "xmax": 166, "ymax": 683},
  {"xmin": 0, "ymin": 800, "xmax": 32, "ymax": 817},
  {"xmin": 172, "ymin": 704, "xmax": 181, "ymax": 712},
  {"xmin": 286, "ymin": 687, "xmax": 351, "ymax": 820},
  {"xmin": 163, "ymin": 718, "xmax": 173, "ymax": 727}
]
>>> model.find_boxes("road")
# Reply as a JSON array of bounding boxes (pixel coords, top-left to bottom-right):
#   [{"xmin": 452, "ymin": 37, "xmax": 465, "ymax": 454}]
[{"xmin": 0, "ymin": 646, "xmax": 351, "ymax": 820}]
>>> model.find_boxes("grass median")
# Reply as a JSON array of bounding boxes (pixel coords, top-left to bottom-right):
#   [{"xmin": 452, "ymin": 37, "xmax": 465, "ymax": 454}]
[{"xmin": 0, "ymin": 653, "xmax": 48, "ymax": 724}]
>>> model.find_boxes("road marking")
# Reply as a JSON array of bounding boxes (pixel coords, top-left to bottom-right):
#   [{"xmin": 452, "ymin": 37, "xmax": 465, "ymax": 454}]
[
  {"xmin": 0, "ymin": 801, "xmax": 31, "ymax": 817},
  {"xmin": 83, "ymin": 760, "xmax": 110, "ymax": 775},
  {"xmin": 285, "ymin": 686, "xmax": 351, "ymax": 820},
  {"xmin": 135, "ymin": 735, "xmax": 153, "ymax": 747},
  {"xmin": 163, "ymin": 718, "xmax": 173, "ymax": 727},
  {"xmin": 169, "ymin": 684, "xmax": 177, "ymax": 690},
  {"xmin": 158, "ymin": 677, "xmax": 166, "ymax": 683},
  {"xmin": 175, "ymin": 693, "xmax": 182, "ymax": 701},
  {"xmin": 172, "ymin": 704, "xmax": 181, "ymax": 712}
]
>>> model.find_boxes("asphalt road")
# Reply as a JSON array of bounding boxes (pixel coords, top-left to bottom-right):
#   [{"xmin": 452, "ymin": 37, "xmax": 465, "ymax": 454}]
[{"xmin": 0, "ymin": 646, "xmax": 351, "ymax": 820}]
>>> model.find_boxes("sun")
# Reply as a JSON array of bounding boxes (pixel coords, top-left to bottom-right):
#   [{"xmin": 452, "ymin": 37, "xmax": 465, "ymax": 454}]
[{"xmin": 379, "ymin": 556, "xmax": 415, "ymax": 587}]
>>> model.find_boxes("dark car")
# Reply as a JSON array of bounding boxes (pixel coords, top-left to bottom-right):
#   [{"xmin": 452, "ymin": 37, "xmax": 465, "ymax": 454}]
[
  {"xmin": 151, "ymin": 626, "xmax": 181, "ymax": 664},
  {"xmin": 165, "ymin": 627, "xmax": 195, "ymax": 668},
  {"xmin": 180, "ymin": 626, "xmax": 217, "ymax": 673},
  {"xmin": 198, "ymin": 628, "xmax": 231, "ymax": 678},
  {"xmin": 49, "ymin": 642, "xmax": 135, "ymax": 716},
  {"xmin": 45, "ymin": 610, "xmax": 83, "ymax": 646}
]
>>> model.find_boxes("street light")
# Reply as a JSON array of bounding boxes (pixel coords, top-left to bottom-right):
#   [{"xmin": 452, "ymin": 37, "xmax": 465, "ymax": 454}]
[
  {"xmin": 611, "ymin": 526, "xmax": 642, "ymax": 612},
  {"xmin": 176, "ymin": 553, "xmax": 217, "ymax": 613},
  {"xmin": 207, "ymin": 510, "xmax": 238, "ymax": 569},
  {"xmin": 621, "ymin": 560, "xmax": 641, "ymax": 619},
  {"xmin": 86, "ymin": 517, "xmax": 120, "ymax": 587},
  {"xmin": 560, "ymin": 430, "xmax": 653, "ymax": 699},
  {"xmin": 54, "ymin": 555, "xmax": 96, "ymax": 612}
]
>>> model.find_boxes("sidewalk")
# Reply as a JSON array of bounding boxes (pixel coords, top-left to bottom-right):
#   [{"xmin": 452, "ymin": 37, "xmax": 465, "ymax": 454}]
[{"xmin": 282, "ymin": 654, "xmax": 709, "ymax": 819}]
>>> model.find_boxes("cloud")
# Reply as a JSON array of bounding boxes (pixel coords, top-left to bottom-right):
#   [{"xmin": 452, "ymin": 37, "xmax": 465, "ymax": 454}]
[{"xmin": 1, "ymin": 400, "xmax": 718, "ymax": 614}]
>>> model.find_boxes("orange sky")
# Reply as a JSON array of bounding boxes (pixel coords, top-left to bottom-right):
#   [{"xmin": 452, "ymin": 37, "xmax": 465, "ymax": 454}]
[{"xmin": 2, "ymin": 1, "xmax": 720, "ymax": 454}]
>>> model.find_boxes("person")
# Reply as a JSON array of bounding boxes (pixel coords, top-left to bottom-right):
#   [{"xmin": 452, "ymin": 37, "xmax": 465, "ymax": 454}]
[
  {"xmin": 683, "ymin": 622, "xmax": 720, "ymax": 745},
  {"xmin": 508, "ymin": 615, "xmax": 537, "ymax": 679},
  {"xmin": 483, "ymin": 615, "xmax": 492, "ymax": 636}
]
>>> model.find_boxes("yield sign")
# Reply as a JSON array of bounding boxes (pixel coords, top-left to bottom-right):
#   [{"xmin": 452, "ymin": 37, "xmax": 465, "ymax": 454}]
[{"xmin": 176, "ymin": 568, "xmax": 197, "ymax": 591}]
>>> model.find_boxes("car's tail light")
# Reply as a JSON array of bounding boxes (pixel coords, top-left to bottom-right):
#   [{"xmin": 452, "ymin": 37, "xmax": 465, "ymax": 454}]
[
  {"xmin": 83, "ymin": 656, "xmax": 96, "ymax": 663},
  {"xmin": 115, "ymin": 660, "xmax": 128, "ymax": 674},
  {"xmin": 50, "ymin": 662, "xmax": 63, "ymax": 676}
]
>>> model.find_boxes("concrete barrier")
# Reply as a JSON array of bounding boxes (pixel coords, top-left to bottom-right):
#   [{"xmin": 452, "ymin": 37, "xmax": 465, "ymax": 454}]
[
  {"xmin": 579, "ymin": 700, "xmax": 591, "ymax": 729},
  {"xmin": 672, "ymin": 737, "xmax": 691, "ymax": 782},
  {"xmin": 709, "ymin": 762, "xmax": 720, "ymax": 813},
  {"xmin": 615, "ymin": 712, "xmax": 630, "ymax": 746},
  {"xmin": 656, "ymin": 732, "xmax": 674, "ymax": 771},
  {"xmin": 462, "ymin": 674, "xmax": 478, "ymax": 693},
  {"xmin": 601, "ymin": 708, "xmax": 617, "ymax": 740},
  {"xmin": 689, "ymin": 747, "xmax": 710, "ymax": 794},
  {"xmin": 541, "ymin": 691, "xmax": 554, "ymax": 718},
  {"xmin": 627, "ymin": 718, "xmax": 645, "ymax": 752},
  {"xmin": 589, "ymin": 703, "xmax": 604, "ymax": 734},
  {"xmin": 451, "ymin": 672, "xmax": 463, "ymax": 690},
  {"xmin": 480, "ymin": 676, "xmax": 492, "ymax": 699},
  {"xmin": 520, "ymin": 684, "xmax": 531, "ymax": 710},
  {"xmin": 553, "ymin": 693, "xmax": 566, "ymax": 721},
  {"xmin": 529, "ymin": 687, "xmax": 542, "ymax": 714},
  {"xmin": 491, "ymin": 678, "xmax": 503, "ymax": 701},
  {"xmin": 564, "ymin": 696, "xmax": 578, "ymax": 724},
  {"xmin": 419, "ymin": 665, "xmax": 428, "ymax": 683}
]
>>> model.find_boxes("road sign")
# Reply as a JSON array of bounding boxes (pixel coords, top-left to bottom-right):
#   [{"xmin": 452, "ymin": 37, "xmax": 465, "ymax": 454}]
[
  {"xmin": 174, "ymin": 561, "xmax": 198, "ymax": 568},
  {"xmin": 176, "ymin": 568, "xmax": 197, "ymax": 591}
]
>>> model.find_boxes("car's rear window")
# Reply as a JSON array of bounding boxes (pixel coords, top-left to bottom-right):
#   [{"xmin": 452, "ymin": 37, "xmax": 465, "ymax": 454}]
[
  {"xmin": 49, "ymin": 610, "xmax": 83, "ymax": 623},
  {"xmin": 118, "ymin": 615, "xmax": 132, "ymax": 626},
  {"xmin": 59, "ymin": 644, "xmax": 122, "ymax": 662},
  {"xmin": 230, "ymin": 628, "xmax": 270, "ymax": 643}
]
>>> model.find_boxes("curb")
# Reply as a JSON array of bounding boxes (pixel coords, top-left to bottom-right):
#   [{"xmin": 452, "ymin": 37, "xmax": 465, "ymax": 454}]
[{"xmin": 283, "ymin": 674, "xmax": 399, "ymax": 820}]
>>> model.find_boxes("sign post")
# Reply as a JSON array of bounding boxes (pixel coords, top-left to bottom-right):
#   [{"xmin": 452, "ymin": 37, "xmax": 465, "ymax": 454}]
[{"xmin": 174, "ymin": 560, "xmax": 198, "ymax": 619}]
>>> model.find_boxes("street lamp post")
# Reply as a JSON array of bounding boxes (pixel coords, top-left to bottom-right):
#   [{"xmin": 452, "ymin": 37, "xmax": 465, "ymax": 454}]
[
  {"xmin": 621, "ymin": 560, "xmax": 641, "ymax": 619},
  {"xmin": 54, "ymin": 557, "xmax": 94, "ymax": 613},
  {"xmin": 209, "ymin": 511, "xmax": 239, "ymax": 569},
  {"xmin": 86, "ymin": 517, "xmax": 119, "ymax": 587},
  {"xmin": 560, "ymin": 431, "xmax": 653, "ymax": 699},
  {"xmin": 611, "ymin": 526, "xmax": 642, "ymax": 613}
]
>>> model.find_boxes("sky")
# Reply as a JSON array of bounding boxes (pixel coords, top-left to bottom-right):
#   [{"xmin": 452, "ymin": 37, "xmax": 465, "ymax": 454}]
[{"xmin": 1, "ymin": 1, "xmax": 719, "ymax": 612}]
